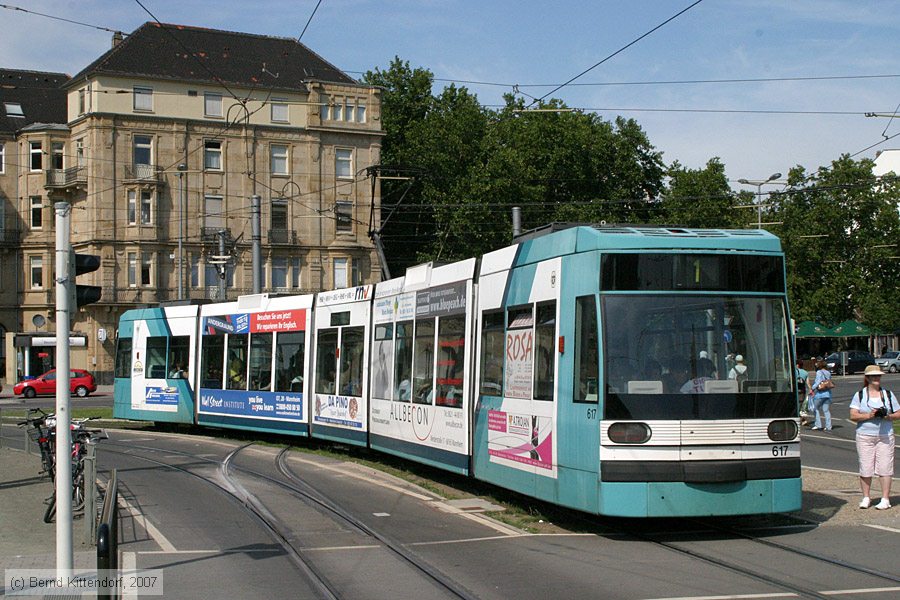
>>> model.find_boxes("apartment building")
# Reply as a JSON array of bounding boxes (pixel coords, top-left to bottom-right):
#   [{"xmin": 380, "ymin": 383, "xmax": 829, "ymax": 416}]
[{"xmin": 3, "ymin": 23, "xmax": 382, "ymax": 384}]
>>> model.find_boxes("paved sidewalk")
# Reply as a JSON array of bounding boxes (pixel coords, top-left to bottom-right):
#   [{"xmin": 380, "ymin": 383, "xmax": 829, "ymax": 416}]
[{"xmin": 0, "ymin": 443, "xmax": 96, "ymax": 574}]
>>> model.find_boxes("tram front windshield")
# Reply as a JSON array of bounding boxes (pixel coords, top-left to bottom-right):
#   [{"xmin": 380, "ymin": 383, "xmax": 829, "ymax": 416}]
[{"xmin": 603, "ymin": 295, "xmax": 794, "ymax": 420}]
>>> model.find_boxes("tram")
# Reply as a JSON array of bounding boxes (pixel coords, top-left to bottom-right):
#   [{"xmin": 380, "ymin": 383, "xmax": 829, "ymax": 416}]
[{"xmin": 114, "ymin": 224, "xmax": 801, "ymax": 517}]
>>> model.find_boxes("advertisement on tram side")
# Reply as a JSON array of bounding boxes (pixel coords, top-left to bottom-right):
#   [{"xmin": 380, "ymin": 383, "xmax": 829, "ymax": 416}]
[
  {"xmin": 486, "ymin": 406, "xmax": 556, "ymax": 476},
  {"xmin": 369, "ymin": 281, "xmax": 470, "ymax": 455}
]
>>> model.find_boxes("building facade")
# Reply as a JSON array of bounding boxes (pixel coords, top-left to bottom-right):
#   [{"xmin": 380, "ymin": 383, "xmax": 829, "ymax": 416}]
[{"xmin": 2, "ymin": 24, "xmax": 382, "ymax": 384}]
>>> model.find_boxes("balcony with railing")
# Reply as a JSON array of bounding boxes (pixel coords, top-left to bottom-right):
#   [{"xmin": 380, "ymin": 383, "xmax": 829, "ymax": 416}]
[
  {"xmin": 45, "ymin": 166, "xmax": 87, "ymax": 191},
  {"xmin": 268, "ymin": 228, "xmax": 297, "ymax": 245},
  {"xmin": 124, "ymin": 163, "xmax": 165, "ymax": 185}
]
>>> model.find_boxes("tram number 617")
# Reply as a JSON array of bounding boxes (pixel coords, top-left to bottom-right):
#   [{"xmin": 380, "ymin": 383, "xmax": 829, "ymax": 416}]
[
  {"xmin": 771, "ymin": 445, "xmax": 789, "ymax": 457},
  {"xmin": 586, "ymin": 408, "xmax": 597, "ymax": 420}
]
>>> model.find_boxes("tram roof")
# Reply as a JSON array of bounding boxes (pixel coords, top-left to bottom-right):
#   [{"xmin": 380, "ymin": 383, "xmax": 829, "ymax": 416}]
[{"xmin": 483, "ymin": 224, "xmax": 783, "ymax": 275}]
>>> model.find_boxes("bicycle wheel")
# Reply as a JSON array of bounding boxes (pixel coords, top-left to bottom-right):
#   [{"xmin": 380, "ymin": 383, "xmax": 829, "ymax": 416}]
[
  {"xmin": 43, "ymin": 491, "xmax": 56, "ymax": 523},
  {"xmin": 72, "ymin": 469, "xmax": 85, "ymax": 511}
]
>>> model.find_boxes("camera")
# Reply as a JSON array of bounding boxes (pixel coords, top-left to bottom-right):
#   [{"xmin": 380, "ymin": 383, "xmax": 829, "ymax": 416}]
[{"xmin": 873, "ymin": 406, "xmax": 888, "ymax": 419}]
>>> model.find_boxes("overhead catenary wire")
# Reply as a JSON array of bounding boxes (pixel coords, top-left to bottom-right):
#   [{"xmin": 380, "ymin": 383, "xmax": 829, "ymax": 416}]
[{"xmin": 0, "ymin": 3, "xmax": 125, "ymax": 35}]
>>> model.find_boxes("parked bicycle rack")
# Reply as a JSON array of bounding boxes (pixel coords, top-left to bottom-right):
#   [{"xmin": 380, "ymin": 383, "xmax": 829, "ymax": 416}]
[{"xmin": 97, "ymin": 469, "xmax": 119, "ymax": 600}]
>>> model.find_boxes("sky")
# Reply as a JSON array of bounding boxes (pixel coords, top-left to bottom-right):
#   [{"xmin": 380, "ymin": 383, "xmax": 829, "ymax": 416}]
[{"xmin": 2, "ymin": 0, "xmax": 900, "ymax": 191}]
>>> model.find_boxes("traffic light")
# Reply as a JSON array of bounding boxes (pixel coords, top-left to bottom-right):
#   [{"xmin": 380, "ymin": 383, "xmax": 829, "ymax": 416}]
[{"xmin": 70, "ymin": 252, "xmax": 102, "ymax": 307}]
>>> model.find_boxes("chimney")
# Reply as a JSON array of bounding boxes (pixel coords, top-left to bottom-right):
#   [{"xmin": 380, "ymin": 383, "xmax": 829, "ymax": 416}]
[{"xmin": 112, "ymin": 31, "xmax": 124, "ymax": 48}]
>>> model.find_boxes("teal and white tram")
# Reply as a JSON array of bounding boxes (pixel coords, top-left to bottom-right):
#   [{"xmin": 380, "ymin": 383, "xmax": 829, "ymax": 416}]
[{"xmin": 114, "ymin": 225, "xmax": 801, "ymax": 517}]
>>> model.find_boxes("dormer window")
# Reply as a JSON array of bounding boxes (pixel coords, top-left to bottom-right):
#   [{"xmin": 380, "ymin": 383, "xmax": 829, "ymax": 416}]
[{"xmin": 4, "ymin": 102, "xmax": 24, "ymax": 117}]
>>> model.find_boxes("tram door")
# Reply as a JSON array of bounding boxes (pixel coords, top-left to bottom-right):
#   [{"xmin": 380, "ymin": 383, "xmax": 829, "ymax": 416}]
[{"xmin": 555, "ymin": 251, "xmax": 602, "ymax": 512}]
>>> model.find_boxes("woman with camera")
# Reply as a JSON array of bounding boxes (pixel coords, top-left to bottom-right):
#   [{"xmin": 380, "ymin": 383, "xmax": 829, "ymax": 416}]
[{"xmin": 849, "ymin": 365, "xmax": 900, "ymax": 510}]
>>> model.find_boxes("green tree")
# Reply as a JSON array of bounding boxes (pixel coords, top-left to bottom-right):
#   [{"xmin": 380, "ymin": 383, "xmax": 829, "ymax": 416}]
[
  {"xmin": 773, "ymin": 155, "xmax": 900, "ymax": 332},
  {"xmin": 659, "ymin": 158, "xmax": 749, "ymax": 228}
]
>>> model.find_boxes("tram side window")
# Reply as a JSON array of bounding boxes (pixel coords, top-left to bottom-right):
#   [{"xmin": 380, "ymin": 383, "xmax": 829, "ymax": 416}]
[
  {"xmin": 393, "ymin": 321, "xmax": 413, "ymax": 401},
  {"xmin": 315, "ymin": 329, "xmax": 338, "ymax": 394},
  {"xmin": 115, "ymin": 338, "xmax": 132, "ymax": 379},
  {"xmin": 371, "ymin": 324, "xmax": 393, "ymax": 399},
  {"xmin": 146, "ymin": 337, "xmax": 168, "ymax": 379},
  {"xmin": 505, "ymin": 307, "xmax": 534, "ymax": 400},
  {"xmin": 480, "ymin": 311, "xmax": 504, "ymax": 396},
  {"xmin": 534, "ymin": 302, "xmax": 556, "ymax": 401},
  {"xmin": 436, "ymin": 315, "xmax": 465, "ymax": 408},
  {"xmin": 339, "ymin": 326, "xmax": 364, "ymax": 397},
  {"xmin": 413, "ymin": 318, "xmax": 435, "ymax": 404},
  {"xmin": 574, "ymin": 295, "xmax": 599, "ymax": 403},
  {"xmin": 274, "ymin": 331, "xmax": 304, "ymax": 393},
  {"xmin": 226, "ymin": 333, "xmax": 249, "ymax": 390},
  {"xmin": 167, "ymin": 336, "xmax": 190, "ymax": 378},
  {"xmin": 249, "ymin": 332, "xmax": 273, "ymax": 391},
  {"xmin": 201, "ymin": 334, "xmax": 225, "ymax": 388}
]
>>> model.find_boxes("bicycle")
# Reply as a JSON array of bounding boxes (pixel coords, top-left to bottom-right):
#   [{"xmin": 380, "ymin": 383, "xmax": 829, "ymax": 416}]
[{"xmin": 18, "ymin": 408, "xmax": 56, "ymax": 480}]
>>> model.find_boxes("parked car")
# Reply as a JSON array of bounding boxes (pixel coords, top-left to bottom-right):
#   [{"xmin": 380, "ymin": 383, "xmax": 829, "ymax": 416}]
[
  {"xmin": 13, "ymin": 369, "xmax": 97, "ymax": 398},
  {"xmin": 876, "ymin": 351, "xmax": 900, "ymax": 373},
  {"xmin": 824, "ymin": 351, "xmax": 876, "ymax": 375}
]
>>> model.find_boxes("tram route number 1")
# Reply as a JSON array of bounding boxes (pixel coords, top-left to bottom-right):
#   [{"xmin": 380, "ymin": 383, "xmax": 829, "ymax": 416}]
[{"xmin": 771, "ymin": 445, "xmax": 789, "ymax": 457}]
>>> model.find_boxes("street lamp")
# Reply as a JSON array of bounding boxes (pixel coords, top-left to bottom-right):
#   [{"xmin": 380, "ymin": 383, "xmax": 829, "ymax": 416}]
[
  {"xmin": 177, "ymin": 163, "xmax": 187, "ymax": 300},
  {"xmin": 738, "ymin": 172, "xmax": 782, "ymax": 229}
]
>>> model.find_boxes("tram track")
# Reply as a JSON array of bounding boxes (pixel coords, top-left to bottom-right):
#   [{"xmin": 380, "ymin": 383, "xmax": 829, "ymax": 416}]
[{"xmin": 101, "ymin": 436, "xmax": 478, "ymax": 600}]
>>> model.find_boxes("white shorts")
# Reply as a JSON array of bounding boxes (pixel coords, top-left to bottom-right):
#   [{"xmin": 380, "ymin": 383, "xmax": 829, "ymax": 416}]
[{"xmin": 856, "ymin": 434, "xmax": 895, "ymax": 477}]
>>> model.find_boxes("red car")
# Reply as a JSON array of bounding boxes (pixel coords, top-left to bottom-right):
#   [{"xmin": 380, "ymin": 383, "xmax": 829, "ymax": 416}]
[{"xmin": 13, "ymin": 369, "xmax": 97, "ymax": 398}]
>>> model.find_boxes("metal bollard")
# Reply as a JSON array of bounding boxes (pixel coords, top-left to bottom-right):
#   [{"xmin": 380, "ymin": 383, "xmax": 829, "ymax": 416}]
[{"xmin": 83, "ymin": 444, "xmax": 97, "ymax": 545}]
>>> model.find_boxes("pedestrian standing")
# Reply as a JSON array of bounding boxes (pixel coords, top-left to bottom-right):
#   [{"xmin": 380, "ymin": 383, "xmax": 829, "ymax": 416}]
[
  {"xmin": 810, "ymin": 359, "xmax": 834, "ymax": 431},
  {"xmin": 849, "ymin": 365, "xmax": 899, "ymax": 510}
]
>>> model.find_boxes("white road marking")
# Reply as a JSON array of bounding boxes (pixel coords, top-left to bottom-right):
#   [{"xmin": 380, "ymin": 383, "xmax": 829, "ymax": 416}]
[
  {"xmin": 801, "ymin": 432, "xmax": 855, "ymax": 445},
  {"xmin": 863, "ymin": 523, "xmax": 900, "ymax": 533},
  {"xmin": 801, "ymin": 465, "xmax": 859, "ymax": 476},
  {"xmin": 287, "ymin": 455, "xmax": 433, "ymax": 501},
  {"xmin": 117, "ymin": 494, "xmax": 178, "ymax": 553},
  {"xmin": 121, "ymin": 552, "xmax": 137, "ymax": 600},
  {"xmin": 373, "ymin": 512, "xmax": 390, "ymax": 517},
  {"xmin": 642, "ymin": 587, "xmax": 900, "ymax": 600}
]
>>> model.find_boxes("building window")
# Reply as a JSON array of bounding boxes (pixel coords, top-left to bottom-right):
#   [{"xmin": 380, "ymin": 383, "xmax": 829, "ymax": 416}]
[
  {"xmin": 345, "ymin": 99, "xmax": 354, "ymax": 122},
  {"xmin": 204, "ymin": 195, "xmax": 224, "ymax": 230},
  {"xmin": 128, "ymin": 252, "xmax": 153, "ymax": 286},
  {"xmin": 30, "ymin": 256, "xmax": 43, "ymax": 289},
  {"xmin": 51, "ymin": 142, "xmax": 64, "ymax": 170},
  {"xmin": 75, "ymin": 139, "xmax": 85, "ymax": 167},
  {"xmin": 127, "ymin": 190, "xmax": 152, "ymax": 225},
  {"xmin": 333, "ymin": 101, "xmax": 343, "ymax": 122},
  {"xmin": 204, "ymin": 92, "xmax": 223, "ymax": 117},
  {"xmin": 356, "ymin": 104, "xmax": 366, "ymax": 123},
  {"xmin": 319, "ymin": 95, "xmax": 329, "ymax": 121},
  {"xmin": 335, "ymin": 148, "xmax": 352, "ymax": 179},
  {"xmin": 141, "ymin": 252, "xmax": 153, "ymax": 286},
  {"xmin": 272, "ymin": 257, "xmax": 288, "ymax": 289},
  {"xmin": 271, "ymin": 200, "xmax": 287, "ymax": 231},
  {"xmin": 333, "ymin": 257, "xmax": 348, "ymax": 289},
  {"xmin": 204, "ymin": 140, "xmax": 222, "ymax": 170},
  {"xmin": 30, "ymin": 142, "xmax": 42, "ymax": 171},
  {"xmin": 190, "ymin": 253, "xmax": 200, "ymax": 287},
  {"xmin": 78, "ymin": 87, "xmax": 87, "ymax": 115},
  {"xmin": 291, "ymin": 257, "xmax": 301, "ymax": 288},
  {"xmin": 270, "ymin": 144, "xmax": 288, "ymax": 175},
  {"xmin": 133, "ymin": 86, "xmax": 153, "ymax": 111},
  {"xmin": 4, "ymin": 102, "xmax": 24, "ymax": 117},
  {"xmin": 30, "ymin": 196, "xmax": 42, "ymax": 229},
  {"xmin": 133, "ymin": 135, "xmax": 152, "ymax": 166},
  {"xmin": 271, "ymin": 99, "xmax": 289, "ymax": 122},
  {"xmin": 335, "ymin": 201, "xmax": 352, "ymax": 232}
]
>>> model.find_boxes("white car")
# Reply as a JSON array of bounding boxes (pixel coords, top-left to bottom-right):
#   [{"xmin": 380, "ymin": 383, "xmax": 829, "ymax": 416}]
[{"xmin": 876, "ymin": 351, "xmax": 900, "ymax": 373}]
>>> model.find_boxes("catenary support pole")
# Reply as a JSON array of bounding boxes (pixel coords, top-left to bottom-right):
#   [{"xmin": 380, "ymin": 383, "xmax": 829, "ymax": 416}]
[
  {"xmin": 54, "ymin": 201, "xmax": 73, "ymax": 575},
  {"xmin": 218, "ymin": 230, "xmax": 227, "ymax": 301},
  {"xmin": 251, "ymin": 194, "xmax": 261, "ymax": 294}
]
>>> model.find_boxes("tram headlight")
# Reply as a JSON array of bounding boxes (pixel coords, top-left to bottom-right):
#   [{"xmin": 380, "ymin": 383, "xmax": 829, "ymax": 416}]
[
  {"xmin": 608, "ymin": 422, "xmax": 651, "ymax": 444},
  {"xmin": 767, "ymin": 419, "xmax": 798, "ymax": 441}
]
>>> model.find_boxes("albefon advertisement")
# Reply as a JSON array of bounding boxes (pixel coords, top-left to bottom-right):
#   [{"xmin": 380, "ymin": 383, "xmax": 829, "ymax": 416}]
[{"xmin": 370, "ymin": 281, "xmax": 469, "ymax": 456}]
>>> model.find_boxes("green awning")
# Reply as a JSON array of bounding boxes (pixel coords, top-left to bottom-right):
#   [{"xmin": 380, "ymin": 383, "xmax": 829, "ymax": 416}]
[
  {"xmin": 795, "ymin": 321, "xmax": 833, "ymax": 338},
  {"xmin": 830, "ymin": 319, "xmax": 873, "ymax": 337}
]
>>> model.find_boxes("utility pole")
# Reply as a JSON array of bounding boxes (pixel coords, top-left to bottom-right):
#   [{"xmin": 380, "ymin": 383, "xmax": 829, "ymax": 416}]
[
  {"xmin": 54, "ymin": 201, "xmax": 73, "ymax": 575},
  {"xmin": 251, "ymin": 194, "xmax": 261, "ymax": 294},
  {"xmin": 512, "ymin": 207, "xmax": 522, "ymax": 238},
  {"xmin": 177, "ymin": 164, "xmax": 187, "ymax": 300}
]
